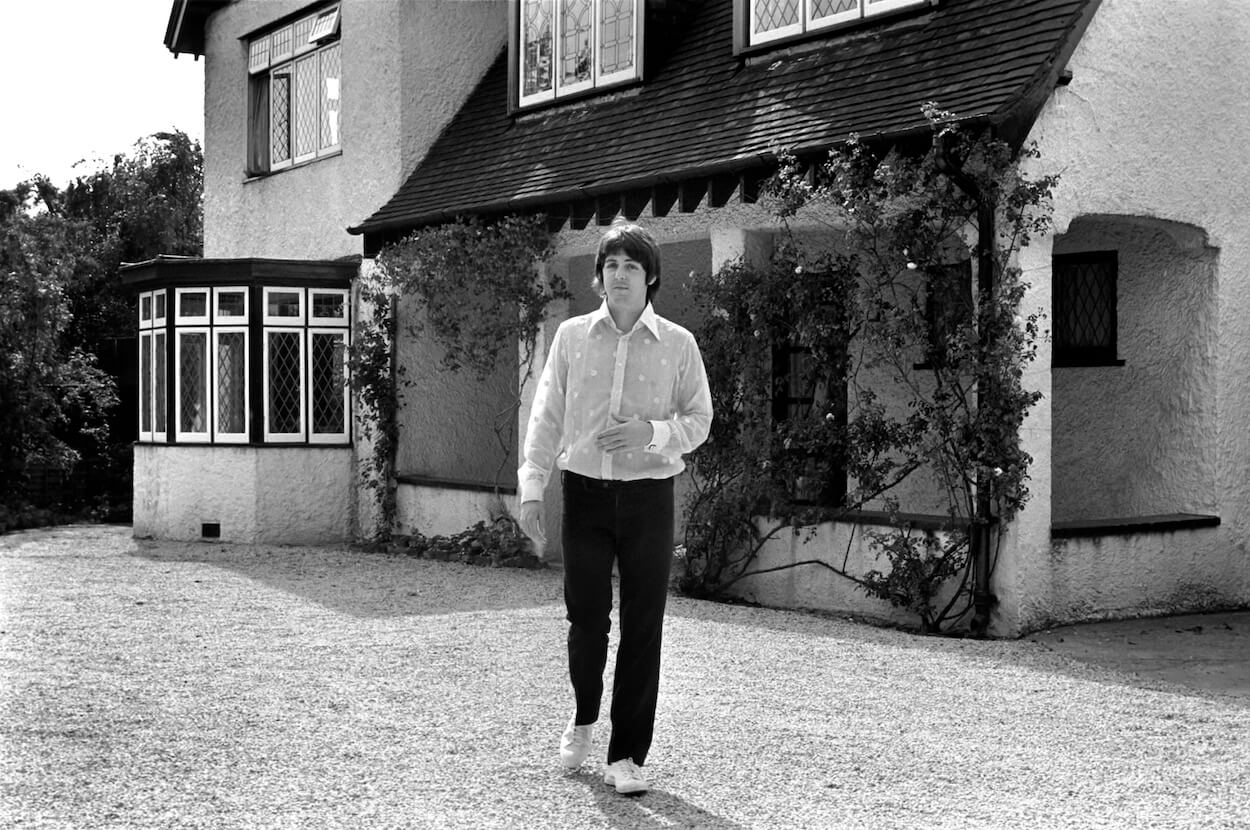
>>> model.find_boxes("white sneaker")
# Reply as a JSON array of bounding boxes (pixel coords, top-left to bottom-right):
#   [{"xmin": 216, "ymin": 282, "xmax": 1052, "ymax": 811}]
[
  {"xmin": 603, "ymin": 758, "xmax": 649, "ymax": 795},
  {"xmin": 560, "ymin": 717, "xmax": 594, "ymax": 768}
]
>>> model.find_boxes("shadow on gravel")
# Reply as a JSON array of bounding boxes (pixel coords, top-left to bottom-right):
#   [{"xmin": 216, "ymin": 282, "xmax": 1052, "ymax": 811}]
[
  {"xmin": 565, "ymin": 769, "xmax": 748, "ymax": 830},
  {"xmin": 126, "ymin": 538, "xmax": 564, "ymax": 620},
  {"xmin": 666, "ymin": 595, "xmax": 1250, "ymax": 708}
]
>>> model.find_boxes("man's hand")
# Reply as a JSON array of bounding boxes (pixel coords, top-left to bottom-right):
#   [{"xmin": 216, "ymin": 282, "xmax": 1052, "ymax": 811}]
[
  {"xmin": 518, "ymin": 500, "xmax": 546, "ymax": 550},
  {"xmin": 595, "ymin": 414, "xmax": 653, "ymax": 453}
]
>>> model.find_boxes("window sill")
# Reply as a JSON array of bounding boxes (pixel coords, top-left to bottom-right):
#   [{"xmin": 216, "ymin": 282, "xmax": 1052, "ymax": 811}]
[
  {"xmin": 134, "ymin": 441, "xmax": 352, "ymax": 449},
  {"xmin": 244, "ymin": 149, "xmax": 342, "ymax": 183},
  {"xmin": 397, "ymin": 473, "xmax": 517, "ymax": 496},
  {"xmin": 1051, "ymin": 513, "xmax": 1220, "ymax": 539},
  {"xmin": 1053, "ymin": 357, "xmax": 1126, "ymax": 368}
]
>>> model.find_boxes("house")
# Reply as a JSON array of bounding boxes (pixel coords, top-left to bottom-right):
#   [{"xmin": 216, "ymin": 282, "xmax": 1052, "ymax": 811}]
[{"xmin": 138, "ymin": 0, "xmax": 1249, "ymax": 636}]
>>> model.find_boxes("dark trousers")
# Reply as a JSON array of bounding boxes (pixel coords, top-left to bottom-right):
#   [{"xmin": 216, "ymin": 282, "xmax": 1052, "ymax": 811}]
[{"xmin": 561, "ymin": 471, "xmax": 674, "ymax": 766}]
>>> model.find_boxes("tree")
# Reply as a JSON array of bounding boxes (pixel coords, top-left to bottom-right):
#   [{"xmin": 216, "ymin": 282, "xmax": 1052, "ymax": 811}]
[{"xmin": 0, "ymin": 131, "xmax": 203, "ymax": 527}]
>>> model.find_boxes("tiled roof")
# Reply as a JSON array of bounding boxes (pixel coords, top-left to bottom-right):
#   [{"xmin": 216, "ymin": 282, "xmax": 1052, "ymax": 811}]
[{"xmin": 352, "ymin": 0, "xmax": 1096, "ymax": 239}]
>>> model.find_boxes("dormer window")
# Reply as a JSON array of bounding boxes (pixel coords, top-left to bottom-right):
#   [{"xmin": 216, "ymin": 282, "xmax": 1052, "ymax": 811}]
[
  {"xmin": 744, "ymin": 0, "xmax": 932, "ymax": 48},
  {"xmin": 515, "ymin": 0, "xmax": 642, "ymax": 109},
  {"xmin": 246, "ymin": 4, "xmax": 342, "ymax": 175}
]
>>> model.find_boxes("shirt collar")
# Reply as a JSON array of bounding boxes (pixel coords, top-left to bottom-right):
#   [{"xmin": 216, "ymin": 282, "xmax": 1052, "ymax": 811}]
[{"xmin": 591, "ymin": 301, "xmax": 663, "ymax": 341}]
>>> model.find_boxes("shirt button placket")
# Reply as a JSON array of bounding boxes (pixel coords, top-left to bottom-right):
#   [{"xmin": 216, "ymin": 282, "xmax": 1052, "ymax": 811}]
[{"xmin": 603, "ymin": 334, "xmax": 629, "ymax": 479}]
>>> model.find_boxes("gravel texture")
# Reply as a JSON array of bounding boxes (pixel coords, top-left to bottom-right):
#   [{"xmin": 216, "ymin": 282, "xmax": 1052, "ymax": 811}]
[{"xmin": 1, "ymin": 525, "xmax": 1247, "ymax": 829}]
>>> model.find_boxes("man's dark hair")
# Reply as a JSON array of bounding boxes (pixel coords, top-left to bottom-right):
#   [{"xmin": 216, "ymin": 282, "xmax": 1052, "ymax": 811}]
[{"xmin": 595, "ymin": 222, "xmax": 662, "ymax": 303}]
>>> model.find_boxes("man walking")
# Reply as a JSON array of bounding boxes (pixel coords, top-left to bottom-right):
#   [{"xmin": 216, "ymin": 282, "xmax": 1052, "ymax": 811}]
[{"xmin": 518, "ymin": 222, "xmax": 712, "ymax": 795}]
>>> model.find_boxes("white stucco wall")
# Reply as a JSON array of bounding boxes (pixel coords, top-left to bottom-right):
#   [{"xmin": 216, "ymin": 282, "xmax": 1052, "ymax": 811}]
[
  {"xmin": 1005, "ymin": 0, "xmax": 1250, "ymax": 632},
  {"xmin": 1051, "ymin": 216, "xmax": 1218, "ymax": 522},
  {"xmin": 133, "ymin": 444, "xmax": 353, "ymax": 544},
  {"xmin": 201, "ymin": 0, "xmax": 505, "ymax": 259}
]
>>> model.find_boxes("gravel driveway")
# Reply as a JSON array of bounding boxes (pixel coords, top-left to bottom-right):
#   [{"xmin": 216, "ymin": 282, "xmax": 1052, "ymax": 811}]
[{"xmin": 2, "ymin": 525, "xmax": 1247, "ymax": 829}]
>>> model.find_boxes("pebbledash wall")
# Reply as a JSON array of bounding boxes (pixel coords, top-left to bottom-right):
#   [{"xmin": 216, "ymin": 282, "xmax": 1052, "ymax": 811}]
[
  {"xmin": 136, "ymin": 0, "xmax": 507, "ymax": 543},
  {"xmin": 994, "ymin": 0, "xmax": 1250, "ymax": 633}
]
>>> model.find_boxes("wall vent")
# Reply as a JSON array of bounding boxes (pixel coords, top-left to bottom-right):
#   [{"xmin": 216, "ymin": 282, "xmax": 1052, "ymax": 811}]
[{"xmin": 201, "ymin": 522, "xmax": 221, "ymax": 539}]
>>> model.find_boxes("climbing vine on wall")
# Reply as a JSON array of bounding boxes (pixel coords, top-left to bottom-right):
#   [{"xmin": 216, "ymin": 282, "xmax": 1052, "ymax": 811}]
[
  {"xmin": 350, "ymin": 214, "xmax": 562, "ymax": 544},
  {"xmin": 679, "ymin": 107, "xmax": 1057, "ymax": 634}
]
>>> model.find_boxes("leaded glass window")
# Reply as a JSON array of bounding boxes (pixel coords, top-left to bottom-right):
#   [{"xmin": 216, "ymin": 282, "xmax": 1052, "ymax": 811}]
[
  {"xmin": 320, "ymin": 44, "xmax": 341, "ymax": 150},
  {"xmin": 178, "ymin": 331, "xmax": 210, "ymax": 440},
  {"xmin": 560, "ymin": 0, "xmax": 593, "ymax": 91},
  {"xmin": 746, "ymin": 0, "xmax": 929, "ymax": 47},
  {"xmin": 140, "ymin": 333, "xmax": 153, "ymax": 437},
  {"xmin": 216, "ymin": 330, "xmax": 248, "ymax": 440},
  {"xmin": 311, "ymin": 331, "xmax": 348, "ymax": 440},
  {"xmin": 266, "ymin": 330, "xmax": 305, "ymax": 440},
  {"xmin": 294, "ymin": 55, "xmax": 320, "ymax": 161},
  {"xmin": 248, "ymin": 5, "xmax": 341, "ymax": 174},
  {"xmin": 154, "ymin": 332, "xmax": 167, "ymax": 434},
  {"xmin": 517, "ymin": 0, "xmax": 640, "ymax": 108},
  {"xmin": 1053, "ymin": 251, "xmax": 1119, "ymax": 367}
]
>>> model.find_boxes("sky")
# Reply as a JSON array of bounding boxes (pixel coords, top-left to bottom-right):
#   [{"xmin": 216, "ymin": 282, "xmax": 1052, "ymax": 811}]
[{"xmin": 0, "ymin": 0, "xmax": 205, "ymax": 189}]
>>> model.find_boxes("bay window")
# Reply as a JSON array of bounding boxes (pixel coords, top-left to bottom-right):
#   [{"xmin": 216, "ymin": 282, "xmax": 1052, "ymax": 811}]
[{"xmin": 127, "ymin": 261, "xmax": 354, "ymax": 447}]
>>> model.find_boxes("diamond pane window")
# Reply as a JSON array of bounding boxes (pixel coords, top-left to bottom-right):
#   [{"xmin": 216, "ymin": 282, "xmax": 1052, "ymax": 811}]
[
  {"xmin": 311, "ymin": 331, "xmax": 347, "ymax": 438},
  {"xmin": 320, "ymin": 44, "xmax": 341, "ymax": 149},
  {"xmin": 267, "ymin": 330, "xmax": 304, "ymax": 438},
  {"xmin": 1053, "ymin": 251, "xmax": 1119, "ymax": 367},
  {"xmin": 294, "ymin": 55, "xmax": 320, "ymax": 160},
  {"xmin": 179, "ymin": 331, "xmax": 209, "ymax": 437},
  {"xmin": 140, "ymin": 333, "xmax": 153, "ymax": 435},
  {"xmin": 560, "ymin": 0, "xmax": 593, "ymax": 90},
  {"xmin": 154, "ymin": 332, "xmax": 167, "ymax": 434},
  {"xmin": 755, "ymin": 0, "xmax": 800, "ymax": 35},
  {"xmin": 216, "ymin": 331, "xmax": 248, "ymax": 438},
  {"xmin": 271, "ymin": 71, "xmax": 292, "ymax": 165},
  {"xmin": 746, "ymin": 0, "xmax": 929, "ymax": 46},
  {"xmin": 599, "ymin": 0, "xmax": 635, "ymax": 76}
]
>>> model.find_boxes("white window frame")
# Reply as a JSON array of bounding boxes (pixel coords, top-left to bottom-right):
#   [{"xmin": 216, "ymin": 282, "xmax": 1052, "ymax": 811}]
[
  {"xmin": 139, "ymin": 330, "xmax": 154, "ymax": 442},
  {"xmin": 517, "ymin": 0, "xmax": 642, "ymax": 109},
  {"xmin": 747, "ymin": 0, "xmax": 931, "ymax": 47},
  {"xmin": 176, "ymin": 287, "xmax": 211, "ymax": 326},
  {"xmin": 263, "ymin": 286, "xmax": 306, "ymax": 326},
  {"xmin": 309, "ymin": 287, "xmax": 351, "ymax": 327},
  {"xmin": 308, "ymin": 328, "xmax": 350, "ymax": 444},
  {"xmin": 213, "ymin": 286, "xmax": 250, "ymax": 324},
  {"xmin": 248, "ymin": 6, "xmax": 341, "ymax": 173},
  {"xmin": 264, "ymin": 327, "xmax": 307, "ymax": 443},
  {"xmin": 212, "ymin": 327, "xmax": 251, "ymax": 444},
  {"xmin": 153, "ymin": 329, "xmax": 168, "ymax": 439},
  {"xmin": 175, "ymin": 327, "xmax": 212, "ymax": 444}
]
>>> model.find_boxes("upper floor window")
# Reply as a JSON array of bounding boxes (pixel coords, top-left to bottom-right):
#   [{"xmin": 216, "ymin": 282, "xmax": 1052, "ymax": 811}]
[
  {"xmin": 745, "ymin": 0, "xmax": 931, "ymax": 48},
  {"xmin": 516, "ymin": 0, "xmax": 642, "ymax": 109},
  {"xmin": 247, "ymin": 5, "xmax": 342, "ymax": 175}
]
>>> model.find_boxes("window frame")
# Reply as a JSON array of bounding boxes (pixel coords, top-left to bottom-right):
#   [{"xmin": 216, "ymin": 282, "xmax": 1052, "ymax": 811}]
[
  {"xmin": 263, "ymin": 327, "xmax": 308, "ymax": 443},
  {"xmin": 1052, "ymin": 250, "xmax": 1123, "ymax": 368},
  {"xmin": 738, "ymin": 0, "xmax": 934, "ymax": 52},
  {"xmin": 308, "ymin": 327, "xmax": 351, "ymax": 444},
  {"xmin": 175, "ymin": 327, "xmax": 213, "ymax": 444},
  {"xmin": 514, "ymin": 0, "xmax": 645, "ymax": 111},
  {"xmin": 212, "ymin": 326, "xmax": 251, "ymax": 444},
  {"xmin": 246, "ymin": 4, "xmax": 342, "ymax": 177}
]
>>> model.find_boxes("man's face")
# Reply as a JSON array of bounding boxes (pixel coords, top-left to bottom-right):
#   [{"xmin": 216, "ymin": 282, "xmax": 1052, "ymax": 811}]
[{"xmin": 600, "ymin": 251, "xmax": 650, "ymax": 315}]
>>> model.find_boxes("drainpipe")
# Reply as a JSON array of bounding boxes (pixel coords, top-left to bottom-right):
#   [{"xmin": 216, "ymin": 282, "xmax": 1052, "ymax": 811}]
[{"xmin": 935, "ymin": 132, "xmax": 997, "ymax": 636}]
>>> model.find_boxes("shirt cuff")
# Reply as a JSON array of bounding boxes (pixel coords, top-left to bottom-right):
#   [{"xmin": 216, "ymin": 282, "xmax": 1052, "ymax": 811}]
[
  {"xmin": 519, "ymin": 477, "xmax": 547, "ymax": 504},
  {"xmin": 647, "ymin": 420, "xmax": 672, "ymax": 453}
]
